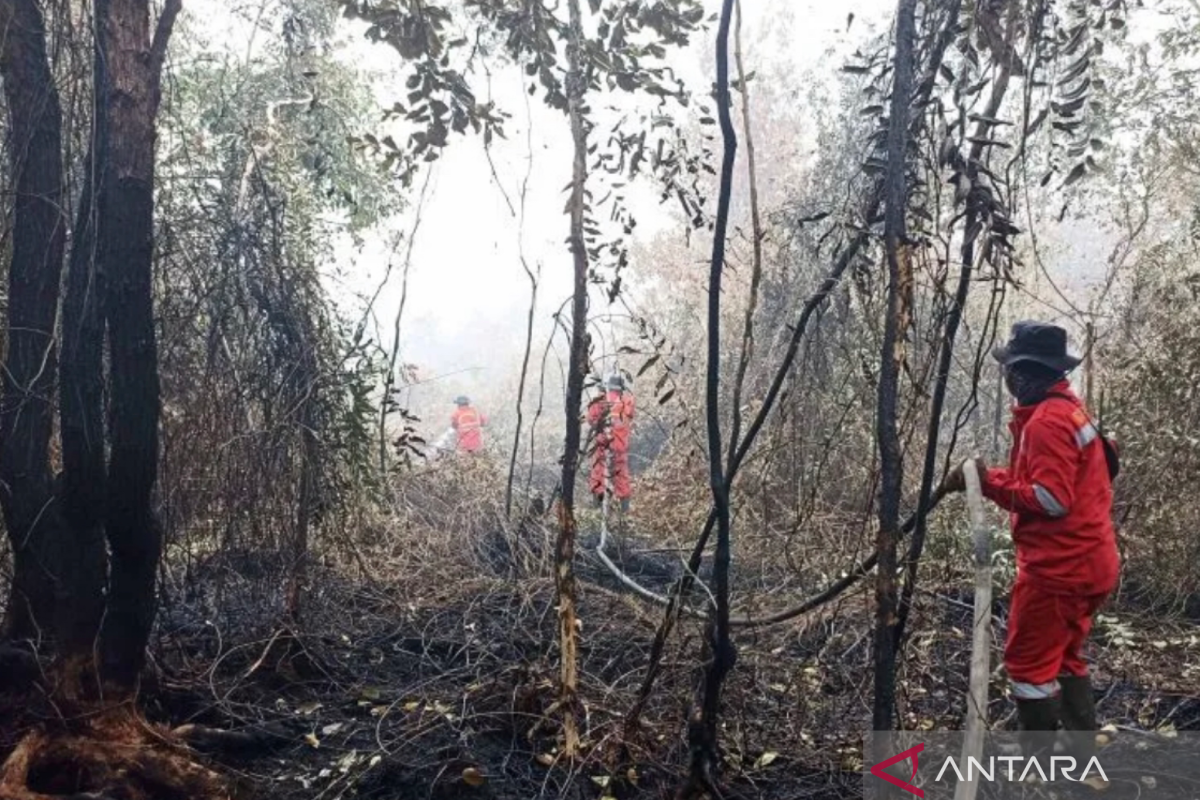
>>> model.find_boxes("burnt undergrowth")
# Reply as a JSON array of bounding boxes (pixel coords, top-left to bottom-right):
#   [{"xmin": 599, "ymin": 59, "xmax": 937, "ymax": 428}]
[{"xmin": 3, "ymin": 513, "xmax": 1199, "ymax": 800}]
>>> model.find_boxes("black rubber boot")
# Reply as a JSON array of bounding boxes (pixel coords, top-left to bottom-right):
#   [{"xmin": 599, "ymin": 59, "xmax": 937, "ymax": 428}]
[
  {"xmin": 1016, "ymin": 695, "xmax": 1062, "ymax": 769},
  {"xmin": 1059, "ymin": 675, "xmax": 1098, "ymax": 763}
]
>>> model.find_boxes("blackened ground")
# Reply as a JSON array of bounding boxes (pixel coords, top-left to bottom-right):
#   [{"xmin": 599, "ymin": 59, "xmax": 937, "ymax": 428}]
[{"xmin": 4, "ymin": 529, "xmax": 1199, "ymax": 800}]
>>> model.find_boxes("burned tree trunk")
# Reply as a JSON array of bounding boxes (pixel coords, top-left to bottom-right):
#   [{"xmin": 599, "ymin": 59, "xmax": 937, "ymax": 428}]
[
  {"xmin": 726, "ymin": 0, "xmax": 764, "ymax": 456},
  {"xmin": 683, "ymin": 0, "xmax": 738, "ymax": 793},
  {"xmin": 286, "ymin": 333, "xmax": 322, "ymax": 620},
  {"xmin": 872, "ymin": 0, "xmax": 918, "ymax": 736},
  {"xmin": 59, "ymin": 81, "xmax": 110, "ymax": 672},
  {"xmin": 92, "ymin": 0, "xmax": 179, "ymax": 686},
  {"xmin": 0, "ymin": 0, "xmax": 71, "ymax": 644},
  {"xmin": 553, "ymin": 0, "xmax": 590, "ymax": 759}
]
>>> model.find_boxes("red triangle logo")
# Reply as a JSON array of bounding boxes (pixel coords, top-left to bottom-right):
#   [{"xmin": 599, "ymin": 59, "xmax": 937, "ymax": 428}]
[{"xmin": 870, "ymin": 742, "xmax": 925, "ymax": 798}]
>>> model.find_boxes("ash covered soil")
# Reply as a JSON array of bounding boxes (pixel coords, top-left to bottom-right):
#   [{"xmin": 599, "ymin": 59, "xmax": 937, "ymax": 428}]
[{"xmin": 4, "ymin": 522, "xmax": 1199, "ymax": 800}]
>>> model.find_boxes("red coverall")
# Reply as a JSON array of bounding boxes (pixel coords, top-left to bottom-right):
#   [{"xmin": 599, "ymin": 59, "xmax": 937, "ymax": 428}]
[
  {"xmin": 588, "ymin": 390, "xmax": 635, "ymax": 501},
  {"xmin": 451, "ymin": 405, "xmax": 486, "ymax": 453},
  {"xmin": 981, "ymin": 381, "xmax": 1119, "ymax": 700}
]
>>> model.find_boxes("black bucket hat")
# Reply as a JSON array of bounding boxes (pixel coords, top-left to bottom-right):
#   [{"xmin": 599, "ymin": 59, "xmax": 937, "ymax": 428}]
[{"xmin": 992, "ymin": 321, "xmax": 1082, "ymax": 373}]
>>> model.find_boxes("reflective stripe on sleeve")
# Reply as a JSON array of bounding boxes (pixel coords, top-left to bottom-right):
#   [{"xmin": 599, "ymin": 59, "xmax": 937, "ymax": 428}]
[
  {"xmin": 1034, "ymin": 484, "xmax": 1068, "ymax": 518},
  {"xmin": 1075, "ymin": 422, "xmax": 1098, "ymax": 448}
]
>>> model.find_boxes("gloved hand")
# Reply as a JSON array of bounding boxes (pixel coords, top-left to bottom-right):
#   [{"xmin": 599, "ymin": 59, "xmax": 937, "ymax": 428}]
[{"xmin": 940, "ymin": 457, "xmax": 987, "ymax": 494}]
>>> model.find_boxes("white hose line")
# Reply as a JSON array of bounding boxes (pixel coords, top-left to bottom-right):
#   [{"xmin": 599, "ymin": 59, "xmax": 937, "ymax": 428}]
[
  {"xmin": 596, "ymin": 503, "xmax": 673, "ymax": 605},
  {"xmin": 955, "ymin": 459, "xmax": 992, "ymax": 800},
  {"xmin": 594, "ymin": 451, "xmax": 675, "ymax": 606}
]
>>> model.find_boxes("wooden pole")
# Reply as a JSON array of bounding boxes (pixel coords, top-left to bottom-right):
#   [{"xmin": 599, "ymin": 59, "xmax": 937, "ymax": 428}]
[{"xmin": 954, "ymin": 459, "xmax": 992, "ymax": 800}]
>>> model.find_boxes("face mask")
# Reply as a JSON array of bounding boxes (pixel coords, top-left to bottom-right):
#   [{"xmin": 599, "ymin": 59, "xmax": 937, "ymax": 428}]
[{"xmin": 1004, "ymin": 365, "xmax": 1063, "ymax": 406}]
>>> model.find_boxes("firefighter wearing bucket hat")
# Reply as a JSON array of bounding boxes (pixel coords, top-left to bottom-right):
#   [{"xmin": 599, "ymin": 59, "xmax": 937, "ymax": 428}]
[{"xmin": 943, "ymin": 321, "xmax": 1120, "ymax": 763}]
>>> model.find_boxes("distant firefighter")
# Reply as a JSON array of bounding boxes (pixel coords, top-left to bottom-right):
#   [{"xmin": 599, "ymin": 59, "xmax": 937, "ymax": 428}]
[
  {"xmin": 588, "ymin": 374, "xmax": 635, "ymax": 511},
  {"xmin": 451, "ymin": 396, "xmax": 486, "ymax": 453}
]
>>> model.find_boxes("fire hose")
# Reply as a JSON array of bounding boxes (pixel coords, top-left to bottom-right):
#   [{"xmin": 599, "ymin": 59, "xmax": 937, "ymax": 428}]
[
  {"xmin": 955, "ymin": 458, "xmax": 992, "ymax": 800},
  {"xmin": 591, "ymin": 477, "xmax": 960, "ymax": 627},
  {"xmin": 593, "ymin": 422, "xmax": 675, "ymax": 606}
]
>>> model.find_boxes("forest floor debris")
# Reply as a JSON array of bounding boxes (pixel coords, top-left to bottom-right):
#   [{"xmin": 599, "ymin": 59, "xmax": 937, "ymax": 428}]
[
  {"xmin": 0, "ymin": 700, "xmax": 229, "ymax": 800},
  {"xmin": 4, "ymin": 521, "xmax": 1199, "ymax": 800}
]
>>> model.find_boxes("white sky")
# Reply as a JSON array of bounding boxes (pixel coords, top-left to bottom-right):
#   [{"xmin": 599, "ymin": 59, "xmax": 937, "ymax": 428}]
[
  {"xmin": 178, "ymin": 0, "xmax": 894, "ymax": 417},
  {"xmin": 177, "ymin": 0, "xmax": 1170, "ymax": 428},
  {"xmin": 340, "ymin": 0, "xmax": 895, "ymax": 410}
]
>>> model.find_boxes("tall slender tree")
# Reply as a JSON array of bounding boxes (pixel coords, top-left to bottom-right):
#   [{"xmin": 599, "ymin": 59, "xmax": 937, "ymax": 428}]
[
  {"xmin": 90, "ymin": 0, "xmax": 180, "ymax": 684},
  {"xmin": 872, "ymin": 0, "xmax": 918, "ymax": 736},
  {"xmin": 0, "ymin": 0, "xmax": 70, "ymax": 644},
  {"xmin": 553, "ymin": 0, "xmax": 590, "ymax": 758},
  {"xmin": 684, "ymin": 0, "xmax": 738, "ymax": 792},
  {"xmin": 0, "ymin": 0, "xmax": 181, "ymax": 685}
]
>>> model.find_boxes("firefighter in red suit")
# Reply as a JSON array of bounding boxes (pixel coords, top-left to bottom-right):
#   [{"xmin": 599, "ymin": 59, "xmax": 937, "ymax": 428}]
[
  {"xmin": 588, "ymin": 374, "xmax": 635, "ymax": 512},
  {"xmin": 451, "ymin": 396, "xmax": 486, "ymax": 453},
  {"xmin": 944, "ymin": 321, "xmax": 1119, "ymax": 762}
]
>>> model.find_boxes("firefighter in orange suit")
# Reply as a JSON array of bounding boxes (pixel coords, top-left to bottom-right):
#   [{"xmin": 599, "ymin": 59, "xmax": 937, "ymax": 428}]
[
  {"xmin": 588, "ymin": 374, "xmax": 635, "ymax": 512},
  {"xmin": 944, "ymin": 321, "xmax": 1119, "ymax": 766},
  {"xmin": 451, "ymin": 396, "xmax": 486, "ymax": 453}
]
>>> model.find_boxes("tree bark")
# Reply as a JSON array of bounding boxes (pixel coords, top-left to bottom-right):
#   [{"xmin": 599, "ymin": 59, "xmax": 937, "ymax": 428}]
[
  {"xmin": 0, "ymin": 0, "xmax": 71, "ymax": 644},
  {"xmin": 684, "ymin": 0, "xmax": 737, "ymax": 793},
  {"xmin": 726, "ymin": 0, "xmax": 764, "ymax": 459},
  {"xmin": 506, "ymin": 261, "xmax": 538, "ymax": 518},
  {"xmin": 92, "ymin": 0, "xmax": 180, "ymax": 686},
  {"xmin": 554, "ymin": 0, "xmax": 589, "ymax": 759},
  {"xmin": 59, "ymin": 151, "xmax": 110, "ymax": 666},
  {"xmin": 872, "ymin": 0, "xmax": 917, "ymax": 737},
  {"xmin": 60, "ymin": 2, "xmax": 119, "ymax": 671}
]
